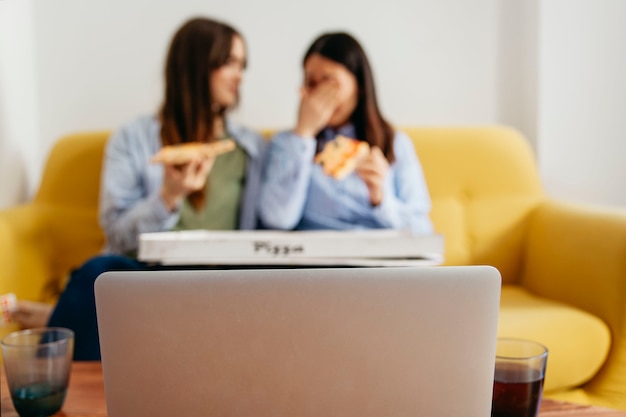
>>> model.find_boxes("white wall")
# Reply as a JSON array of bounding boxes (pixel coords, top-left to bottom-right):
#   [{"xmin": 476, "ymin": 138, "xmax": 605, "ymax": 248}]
[
  {"xmin": 497, "ymin": 0, "xmax": 538, "ymax": 149},
  {"xmin": 1, "ymin": 0, "xmax": 625, "ymax": 209},
  {"xmin": 30, "ymin": 0, "xmax": 499, "ymax": 134},
  {"xmin": 538, "ymin": 0, "xmax": 626, "ymax": 206},
  {"xmin": 0, "ymin": 0, "xmax": 499, "ymax": 208},
  {"xmin": 0, "ymin": 0, "xmax": 38, "ymax": 207}
]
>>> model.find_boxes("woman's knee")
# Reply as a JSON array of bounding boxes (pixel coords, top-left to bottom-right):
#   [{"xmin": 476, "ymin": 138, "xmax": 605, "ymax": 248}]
[{"xmin": 67, "ymin": 255, "xmax": 142, "ymax": 293}]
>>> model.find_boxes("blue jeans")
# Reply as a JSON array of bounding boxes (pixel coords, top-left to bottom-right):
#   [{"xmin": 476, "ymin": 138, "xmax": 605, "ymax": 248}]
[{"xmin": 47, "ymin": 255, "xmax": 147, "ymax": 361}]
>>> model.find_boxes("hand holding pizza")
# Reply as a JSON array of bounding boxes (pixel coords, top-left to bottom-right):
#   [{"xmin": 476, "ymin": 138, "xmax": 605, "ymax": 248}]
[
  {"xmin": 314, "ymin": 136, "xmax": 389, "ymax": 206},
  {"xmin": 160, "ymin": 156, "xmax": 215, "ymax": 210},
  {"xmin": 152, "ymin": 140, "xmax": 236, "ymax": 210}
]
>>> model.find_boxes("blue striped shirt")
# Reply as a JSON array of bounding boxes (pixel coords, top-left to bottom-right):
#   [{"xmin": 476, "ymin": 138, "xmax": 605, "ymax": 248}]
[
  {"xmin": 99, "ymin": 115, "xmax": 267, "ymax": 255},
  {"xmin": 258, "ymin": 124, "xmax": 433, "ymax": 234}
]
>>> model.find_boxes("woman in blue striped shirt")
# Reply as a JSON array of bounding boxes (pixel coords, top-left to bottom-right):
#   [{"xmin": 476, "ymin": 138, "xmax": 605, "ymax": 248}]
[{"xmin": 258, "ymin": 32, "xmax": 433, "ymax": 234}]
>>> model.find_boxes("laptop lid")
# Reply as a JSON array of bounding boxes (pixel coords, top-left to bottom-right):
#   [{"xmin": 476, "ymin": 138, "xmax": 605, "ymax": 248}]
[{"xmin": 95, "ymin": 266, "xmax": 501, "ymax": 417}]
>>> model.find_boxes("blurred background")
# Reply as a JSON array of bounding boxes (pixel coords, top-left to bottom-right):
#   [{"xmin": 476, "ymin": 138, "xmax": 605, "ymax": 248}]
[{"xmin": 0, "ymin": 0, "xmax": 624, "ymax": 208}]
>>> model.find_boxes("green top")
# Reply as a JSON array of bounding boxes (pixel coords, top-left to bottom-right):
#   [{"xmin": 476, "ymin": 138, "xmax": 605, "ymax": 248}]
[{"xmin": 173, "ymin": 140, "xmax": 247, "ymax": 230}]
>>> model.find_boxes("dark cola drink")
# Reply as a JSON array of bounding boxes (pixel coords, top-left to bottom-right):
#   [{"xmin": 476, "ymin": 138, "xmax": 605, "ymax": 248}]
[{"xmin": 491, "ymin": 362, "xmax": 544, "ymax": 417}]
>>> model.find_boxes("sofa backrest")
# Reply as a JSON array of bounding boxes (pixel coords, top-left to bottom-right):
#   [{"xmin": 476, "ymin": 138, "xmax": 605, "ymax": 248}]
[
  {"xmin": 403, "ymin": 126, "xmax": 544, "ymax": 284},
  {"xmin": 35, "ymin": 131, "xmax": 111, "ymax": 208},
  {"xmin": 36, "ymin": 126, "xmax": 543, "ymax": 285}
]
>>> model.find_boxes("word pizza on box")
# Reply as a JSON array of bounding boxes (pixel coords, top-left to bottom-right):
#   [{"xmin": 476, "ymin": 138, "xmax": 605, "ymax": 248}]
[{"xmin": 253, "ymin": 241, "xmax": 305, "ymax": 256}]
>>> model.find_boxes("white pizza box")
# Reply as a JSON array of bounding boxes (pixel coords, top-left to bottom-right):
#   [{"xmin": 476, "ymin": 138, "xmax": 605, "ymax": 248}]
[{"xmin": 137, "ymin": 229, "xmax": 444, "ymax": 265}]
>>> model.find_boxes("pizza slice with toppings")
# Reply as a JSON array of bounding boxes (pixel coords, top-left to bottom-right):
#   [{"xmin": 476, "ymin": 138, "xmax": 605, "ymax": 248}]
[
  {"xmin": 150, "ymin": 139, "xmax": 236, "ymax": 165},
  {"xmin": 314, "ymin": 135, "xmax": 370, "ymax": 180}
]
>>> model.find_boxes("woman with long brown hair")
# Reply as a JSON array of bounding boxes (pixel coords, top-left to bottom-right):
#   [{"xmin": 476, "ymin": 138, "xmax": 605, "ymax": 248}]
[
  {"xmin": 13, "ymin": 17, "xmax": 266, "ymax": 360},
  {"xmin": 102, "ymin": 16, "xmax": 265, "ymax": 249},
  {"xmin": 258, "ymin": 32, "xmax": 432, "ymax": 233}
]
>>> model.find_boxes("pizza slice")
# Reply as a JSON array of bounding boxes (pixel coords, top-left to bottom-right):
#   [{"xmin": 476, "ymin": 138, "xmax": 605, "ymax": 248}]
[
  {"xmin": 150, "ymin": 139, "xmax": 236, "ymax": 165},
  {"xmin": 314, "ymin": 135, "xmax": 370, "ymax": 180}
]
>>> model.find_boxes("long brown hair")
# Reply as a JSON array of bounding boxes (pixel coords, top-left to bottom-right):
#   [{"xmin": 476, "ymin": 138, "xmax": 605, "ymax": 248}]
[
  {"xmin": 160, "ymin": 17, "xmax": 241, "ymax": 146},
  {"xmin": 159, "ymin": 17, "xmax": 242, "ymax": 209},
  {"xmin": 304, "ymin": 32, "xmax": 395, "ymax": 163}
]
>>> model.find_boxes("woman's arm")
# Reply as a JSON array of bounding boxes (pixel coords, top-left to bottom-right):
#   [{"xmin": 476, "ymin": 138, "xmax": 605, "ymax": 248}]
[
  {"xmin": 99, "ymin": 122, "xmax": 181, "ymax": 255},
  {"xmin": 369, "ymin": 131, "xmax": 434, "ymax": 234},
  {"xmin": 258, "ymin": 131, "xmax": 317, "ymax": 229}
]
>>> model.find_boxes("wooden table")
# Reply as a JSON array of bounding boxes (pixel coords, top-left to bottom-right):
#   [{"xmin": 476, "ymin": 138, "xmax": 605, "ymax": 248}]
[
  {"xmin": 540, "ymin": 400, "xmax": 626, "ymax": 417},
  {"xmin": 2, "ymin": 361, "xmax": 626, "ymax": 416}
]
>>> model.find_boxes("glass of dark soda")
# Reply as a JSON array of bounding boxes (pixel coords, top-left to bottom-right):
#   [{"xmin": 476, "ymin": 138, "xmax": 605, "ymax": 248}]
[
  {"xmin": 1, "ymin": 327, "xmax": 74, "ymax": 417},
  {"xmin": 491, "ymin": 338, "xmax": 548, "ymax": 417}
]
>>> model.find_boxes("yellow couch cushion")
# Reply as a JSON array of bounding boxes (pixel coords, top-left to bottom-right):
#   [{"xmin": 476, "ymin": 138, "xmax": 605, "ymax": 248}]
[{"xmin": 498, "ymin": 285, "xmax": 611, "ymax": 393}]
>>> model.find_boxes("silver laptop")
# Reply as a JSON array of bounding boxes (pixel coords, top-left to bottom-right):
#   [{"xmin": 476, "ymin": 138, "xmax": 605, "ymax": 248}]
[{"xmin": 95, "ymin": 266, "xmax": 501, "ymax": 417}]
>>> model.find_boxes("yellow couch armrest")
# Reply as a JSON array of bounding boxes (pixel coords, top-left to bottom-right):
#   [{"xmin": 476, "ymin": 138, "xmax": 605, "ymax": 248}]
[
  {"xmin": 0, "ymin": 211, "xmax": 17, "ymax": 295},
  {"xmin": 0, "ymin": 205, "xmax": 55, "ymax": 302},
  {"xmin": 522, "ymin": 199, "xmax": 626, "ymax": 408},
  {"xmin": 0, "ymin": 203, "xmax": 104, "ymax": 303}
]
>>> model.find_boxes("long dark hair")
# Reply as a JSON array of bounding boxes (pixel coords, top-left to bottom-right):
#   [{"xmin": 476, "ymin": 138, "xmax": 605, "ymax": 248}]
[
  {"xmin": 159, "ymin": 17, "xmax": 242, "ymax": 210},
  {"xmin": 160, "ymin": 17, "xmax": 241, "ymax": 147},
  {"xmin": 304, "ymin": 32, "xmax": 395, "ymax": 163}
]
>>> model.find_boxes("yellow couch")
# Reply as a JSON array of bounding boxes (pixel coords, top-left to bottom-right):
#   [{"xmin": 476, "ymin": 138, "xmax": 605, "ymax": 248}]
[{"xmin": 1, "ymin": 127, "xmax": 625, "ymax": 410}]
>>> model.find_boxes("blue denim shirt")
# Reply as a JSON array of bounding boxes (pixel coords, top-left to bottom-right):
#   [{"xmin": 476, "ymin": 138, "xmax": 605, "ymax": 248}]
[
  {"xmin": 258, "ymin": 124, "xmax": 433, "ymax": 234},
  {"xmin": 99, "ymin": 115, "xmax": 267, "ymax": 255}
]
